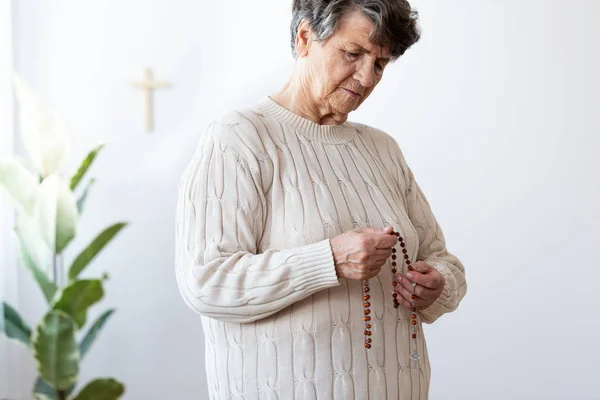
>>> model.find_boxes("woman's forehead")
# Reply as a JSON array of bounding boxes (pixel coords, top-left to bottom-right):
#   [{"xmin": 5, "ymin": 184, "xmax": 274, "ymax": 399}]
[{"xmin": 330, "ymin": 11, "xmax": 392, "ymax": 57}]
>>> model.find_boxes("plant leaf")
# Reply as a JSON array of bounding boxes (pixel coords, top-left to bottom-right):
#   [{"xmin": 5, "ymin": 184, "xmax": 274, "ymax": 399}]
[
  {"xmin": 76, "ymin": 178, "xmax": 95, "ymax": 214},
  {"xmin": 33, "ymin": 393, "xmax": 54, "ymax": 400},
  {"xmin": 70, "ymin": 144, "xmax": 104, "ymax": 191},
  {"xmin": 72, "ymin": 378, "xmax": 124, "ymax": 400},
  {"xmin": 33, "ymin": 377, "xmax": 55, "ymax": 399},
  {"xmin": 15, "ymin": 212, "xmax": 54, "ymax": 283},
  {"xmin": 31, "ymin": 310, "xmax": 79, "ymax": 390},
  {"xmin": 53, "ymin": 176, "xmax": 79, "ymax": 253},
  {"xmin": 79, "ymin": 309, "xmax": 115, "ymax": 359},
  {"xmin": 13, "ymin": 229, "xmax": 57, "ymax": 302},
  {"xmin": 12, "ymin": 73, "xmax": 70, "ymax": 177},
  {"xmin": 0, "ymin": 158, "xmax": 39, "ymax": 215},
  {"xmin": 1, "ymin": 302, "xmax": 31, "ymax": 347},
  {"xmin": 68, "ymin": 223, "xmax": 127, "ymax": 281},
  {"xmin": 35, "ymin": 174, "xmax": 79, "ymax": 253},
  {"xmin": 31, "ymin": 310, "xmax": 114, "ymax": 399},
  {"xmin": 33, "ymin": 376, "xmax": 75, "ymax": 400},
  {"xmin": 51, "ymin": 280, "xmax": 104, "ymax": 328}
]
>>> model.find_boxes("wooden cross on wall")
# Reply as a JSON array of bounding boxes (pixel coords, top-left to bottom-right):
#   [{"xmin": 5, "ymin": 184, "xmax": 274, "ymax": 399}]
[{"xmin": 130, "ymin": 68, "xmax": 169, "ymax": 132}]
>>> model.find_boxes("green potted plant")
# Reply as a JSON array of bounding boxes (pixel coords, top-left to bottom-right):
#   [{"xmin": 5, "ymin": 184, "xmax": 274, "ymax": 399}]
[{"xmin": 0, "ymin": 73, "xmax": 126, "ymax": 400}]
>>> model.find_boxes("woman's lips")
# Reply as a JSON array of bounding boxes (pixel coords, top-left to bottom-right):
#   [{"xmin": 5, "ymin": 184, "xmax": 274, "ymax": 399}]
[{"xmin": 343, "ymin": 88, "xmax": 361, "ymax": 97}]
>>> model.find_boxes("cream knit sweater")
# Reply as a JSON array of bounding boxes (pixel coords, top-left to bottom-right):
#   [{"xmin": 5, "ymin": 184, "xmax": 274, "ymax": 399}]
[{"xmin": 175, "ymin": 97, "xmax": 467, "ymax": 400}]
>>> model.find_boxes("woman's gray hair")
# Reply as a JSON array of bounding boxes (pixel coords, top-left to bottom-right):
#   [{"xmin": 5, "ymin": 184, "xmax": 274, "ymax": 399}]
[{"xmin": 290, "ymin": 0, "xmax": 421, "ymax": 60}]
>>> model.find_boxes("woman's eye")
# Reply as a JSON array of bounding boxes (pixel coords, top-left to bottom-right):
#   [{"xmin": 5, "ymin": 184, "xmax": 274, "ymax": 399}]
[
  {"xmin": 346, "ymin": 51, "xmax": 360, "ymax": 59},
  {"xmin": 375, "ymin": 63, "xmax": 383, "ymax": 72}
]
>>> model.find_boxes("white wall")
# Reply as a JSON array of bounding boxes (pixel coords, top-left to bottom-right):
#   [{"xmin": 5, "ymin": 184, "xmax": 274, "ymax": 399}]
[{"xmin": 6, "ymin": 0, "xmax": 600, "ymax": 399}]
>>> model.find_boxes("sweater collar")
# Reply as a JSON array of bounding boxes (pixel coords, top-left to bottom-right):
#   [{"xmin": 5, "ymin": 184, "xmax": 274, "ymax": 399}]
[{"xmin": 258, "ymin": 97, "xmax": 358, "ymax": 145}]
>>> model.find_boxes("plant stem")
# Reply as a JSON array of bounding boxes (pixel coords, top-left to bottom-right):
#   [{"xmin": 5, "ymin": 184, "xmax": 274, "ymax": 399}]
[
  {"xmin": 56, "ymin": 389, "xmax": 66, "ymax": 400},
  {"xmin": 53, "ymin": 253, "xmax": 65, "ymax": 287},
  {"xmin": 53, "ymin": 253, "xmax": 58, "ymax": 285}
]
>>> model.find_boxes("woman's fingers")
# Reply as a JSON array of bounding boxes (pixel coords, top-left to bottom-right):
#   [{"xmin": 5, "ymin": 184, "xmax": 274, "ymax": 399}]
[
  {"xmin": 375, "ymin": 230, "xmax": 398, "ymax": 250},
  {"xmin": 394, "ymin": 279, "xmax": 428, "ymax": 310},
  {"xmin": 395, "ymin": 294, "xmax": 413, "ymax": 311},
  {"xmin": 392, "ymin": 286, "xmax": 418, "ymax": 311},
  {"xmin": 374, "ymin": 247, "xmax": 392, "ymax": 259},
  {"xmin": 397, "ymin": 274, "xmax": 437, "ymax": 301},
  {"xmin": 395, "ymin": 281, "xmax": 416, "ymax": 303}
]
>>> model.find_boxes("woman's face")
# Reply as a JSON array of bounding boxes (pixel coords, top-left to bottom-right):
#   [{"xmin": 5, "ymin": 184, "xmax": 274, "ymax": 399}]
[{"xmin": 303, "ymin": 10, "xmax": 392, "ymax": 117}]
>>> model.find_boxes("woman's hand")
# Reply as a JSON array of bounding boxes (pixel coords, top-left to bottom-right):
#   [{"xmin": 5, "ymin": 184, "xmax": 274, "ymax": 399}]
[
  {"xmin": 394, "ymin": 261, "xmax": 445, "ymax": 311},
  {"xmin": 330, "ymin": 226, "xmax": 398, "ymax": 280}
]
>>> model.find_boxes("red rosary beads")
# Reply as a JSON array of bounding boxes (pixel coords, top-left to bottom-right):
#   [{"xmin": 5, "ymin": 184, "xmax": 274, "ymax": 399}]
[{"xmin": 363, "ymin": 231, "xmax": 421, "ymax": 364}]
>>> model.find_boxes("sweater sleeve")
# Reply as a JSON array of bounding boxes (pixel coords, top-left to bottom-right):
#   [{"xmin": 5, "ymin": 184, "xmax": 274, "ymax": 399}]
[
  {"xmin": 390, "ymin": 138, "xmax": 467, "ymax": 324},
  {"xmin": 175, "ymin": 122, "xmax": 339, "ymax": 324}
]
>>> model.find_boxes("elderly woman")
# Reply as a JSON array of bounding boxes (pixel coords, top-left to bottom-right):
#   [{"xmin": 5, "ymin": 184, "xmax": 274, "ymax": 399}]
[{"xmin": 175, "ymin": 0, "xmax": 467, "ymax": 399}]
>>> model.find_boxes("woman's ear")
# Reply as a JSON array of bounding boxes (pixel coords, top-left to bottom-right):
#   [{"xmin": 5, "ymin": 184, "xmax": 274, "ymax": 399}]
[{"xmin": 295, "ymin": 19, "xmax": 312, "ymax": 58}]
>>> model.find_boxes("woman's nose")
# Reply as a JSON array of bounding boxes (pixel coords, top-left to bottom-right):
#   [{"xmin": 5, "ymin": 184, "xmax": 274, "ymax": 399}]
[{"xmin": 354, "ymin": 62, "xmax": 376, "ymax": 88}]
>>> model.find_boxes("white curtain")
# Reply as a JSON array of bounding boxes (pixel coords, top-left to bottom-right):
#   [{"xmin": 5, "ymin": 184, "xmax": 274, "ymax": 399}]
[{"xmin": 0, "ymin": 1, "xmax": 20, "ymax": 398}]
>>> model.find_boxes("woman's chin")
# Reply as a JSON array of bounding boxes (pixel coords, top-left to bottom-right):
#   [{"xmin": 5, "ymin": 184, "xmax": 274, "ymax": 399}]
[{"xmin": 330, "ymin": 98, "xmax": 360, "ymax": 115}]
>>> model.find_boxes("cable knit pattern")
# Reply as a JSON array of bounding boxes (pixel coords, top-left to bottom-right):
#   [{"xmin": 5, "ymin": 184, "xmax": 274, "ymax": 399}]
[{"xmin": 175, "ymin": 97, "xmax": 467, "ymax": 400}]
